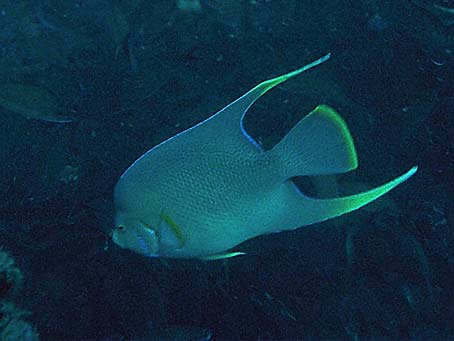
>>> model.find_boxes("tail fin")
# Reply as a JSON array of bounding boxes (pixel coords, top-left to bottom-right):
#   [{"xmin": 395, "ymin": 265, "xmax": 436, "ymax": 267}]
[{"xmin": 270, "ymin": 104, "xmax": 358, "ymax": 179}]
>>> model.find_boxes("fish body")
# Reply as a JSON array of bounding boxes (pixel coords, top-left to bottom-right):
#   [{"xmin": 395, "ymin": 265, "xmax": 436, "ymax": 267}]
[
  {"xmin": 112, "ymin": 54, "xmax": 417, "ymax": 259},
  {"xmin": 0, "ymin": 83, "xmax": 72, "ymax": 123},
  {"xmin": 102, "ymin": 2, "xmax": 130, "ymax": 59}
]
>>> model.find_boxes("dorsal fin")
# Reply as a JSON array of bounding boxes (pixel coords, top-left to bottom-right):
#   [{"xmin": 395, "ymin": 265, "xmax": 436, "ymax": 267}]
[{"xmin": 190, "ymin": 54, "xmax": 331, "ymax": 154}]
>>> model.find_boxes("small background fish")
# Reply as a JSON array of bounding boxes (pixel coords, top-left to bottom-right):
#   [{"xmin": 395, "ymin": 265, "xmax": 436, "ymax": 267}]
[
  {"xmin": 0, "ymin": 83, "xmax": 73, "ymax": 122},
  {"xmin": 0, "ymin": 0, "xmax": 452, "ymax": 340},
  {"xmin": 411, "ymin": 0, "xmax": 454, "ymax": 26}
]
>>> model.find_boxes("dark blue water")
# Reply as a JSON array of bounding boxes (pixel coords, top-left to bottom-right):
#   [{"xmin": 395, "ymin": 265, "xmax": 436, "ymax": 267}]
[{"xmin": 0, "ymin": 0, "xmax": 453, "ymax": 339}]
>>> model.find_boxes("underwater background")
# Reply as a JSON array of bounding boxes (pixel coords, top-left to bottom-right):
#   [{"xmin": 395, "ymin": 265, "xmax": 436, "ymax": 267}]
[{"xmin": 0, "ymin": 0, "xmax": 453, "ymax": 339}]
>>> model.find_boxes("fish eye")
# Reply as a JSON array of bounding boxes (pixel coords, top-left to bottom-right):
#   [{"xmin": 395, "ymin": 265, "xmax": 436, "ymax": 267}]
[{"xmin": 118, "ymin": 225, "xmax": 125, "ymax": 231}]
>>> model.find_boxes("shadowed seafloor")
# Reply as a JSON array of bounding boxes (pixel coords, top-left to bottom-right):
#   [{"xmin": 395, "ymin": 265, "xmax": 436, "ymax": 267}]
[{"xmin": 0, "ymin": 0, "xmax": 453, "ymax": 339}]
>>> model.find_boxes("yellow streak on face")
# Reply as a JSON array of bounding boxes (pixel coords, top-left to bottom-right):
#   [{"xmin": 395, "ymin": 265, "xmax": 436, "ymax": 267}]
[{"xmin": 159, "ymin": 211, "xmax": 185, "ymax": 248}]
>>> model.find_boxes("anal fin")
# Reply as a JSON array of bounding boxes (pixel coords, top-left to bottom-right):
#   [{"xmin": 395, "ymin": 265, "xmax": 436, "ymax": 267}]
[{"xmin": 278, "ymin": 166, "xmax": 418, "ymax": 231}]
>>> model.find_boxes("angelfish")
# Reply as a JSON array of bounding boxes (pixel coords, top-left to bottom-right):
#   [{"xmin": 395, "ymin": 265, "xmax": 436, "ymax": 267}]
[{"xmin": 112, "ymin": 53, "xmax": 418, "ymax": 260}]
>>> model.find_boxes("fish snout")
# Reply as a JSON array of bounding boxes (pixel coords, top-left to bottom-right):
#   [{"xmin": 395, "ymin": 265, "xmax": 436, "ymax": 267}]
[{"xmin": 112, "ymin": 222, "xmax": 160, "ymax": 258}]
